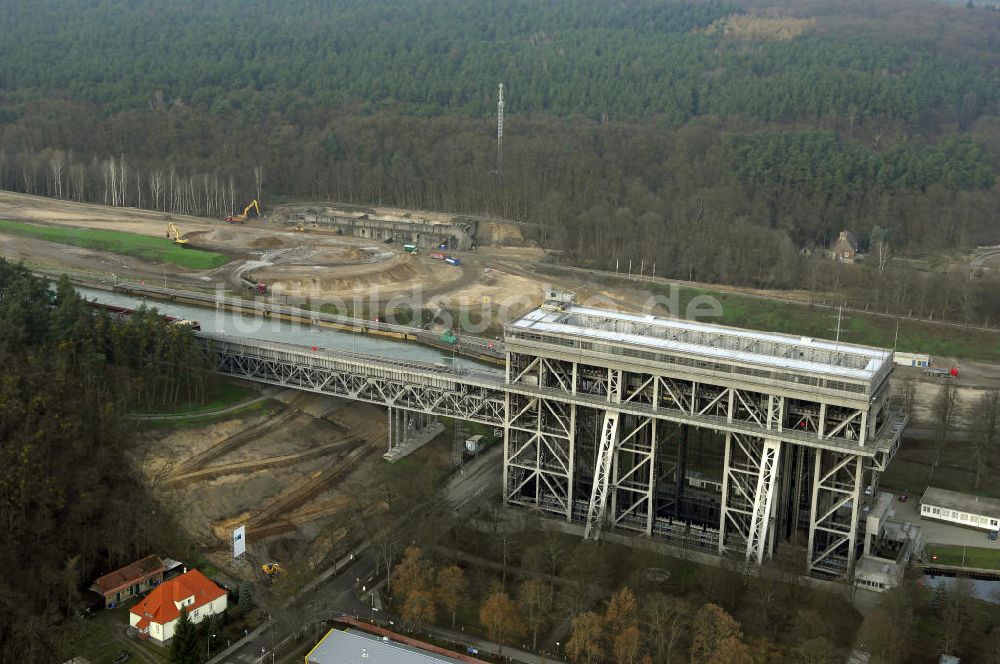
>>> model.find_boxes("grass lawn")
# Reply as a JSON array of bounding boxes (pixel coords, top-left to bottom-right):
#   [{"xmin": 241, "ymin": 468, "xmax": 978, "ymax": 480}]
[
  {"xmin": 671, "ymin": 284, "xmax": 1000, "ymax": 361},
  {"xmin": 0, "ymin": 219, "xmax": 229, "ymax": 269},
  {"xmin": 130, "ymin": 381, "xmax": 260, "ymax": 416},
  {"xmin": 926, "ymin": 544, "xmax": 1000, "ymax": 570},
  {"xmin": 565, "ymin": 268, "xmax": 1000, "ymax": 361},
  {"xmin": 137, "ymin": 398, "xmax": 282, "ymax": 431},
  {"xmin": 64, "ymin": 604, "xmax": 171, "ymax": 663},
  {"xmin": 880, "ymin": 434, "xmax": 1000, "ymax": 500}
]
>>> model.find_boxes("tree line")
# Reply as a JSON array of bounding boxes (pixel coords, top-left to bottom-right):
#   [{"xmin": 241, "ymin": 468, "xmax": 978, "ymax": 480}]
[
  {"xmin": 383, "ymin": 524, "xmax": 857, "ymax": 663},
  {"xmin": 0, "ymin": 0, "xmax": 998, "ymax": 329},
  {"xmin": 386, "ymin": 518, "xmax": 1000, "ymax": 663},
  {"xmin": 0, "ymin": 261, "xmax": 212, "ymax": 662},
  {"xmin": 1, "ymin": 0, "xmax": 996, "ymax": 128}
]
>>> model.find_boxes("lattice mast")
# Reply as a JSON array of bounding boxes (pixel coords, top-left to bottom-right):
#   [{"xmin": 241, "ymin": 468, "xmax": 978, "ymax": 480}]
[{"xmin": 497, "ymin": 82, "xmax": 504, "ymax": 171}]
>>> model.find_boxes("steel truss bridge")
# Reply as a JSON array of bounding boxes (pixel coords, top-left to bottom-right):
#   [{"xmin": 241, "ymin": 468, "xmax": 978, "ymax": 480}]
[{"xmin": 201, "ymin": 302, "xmax": 907, "ymax": 579}]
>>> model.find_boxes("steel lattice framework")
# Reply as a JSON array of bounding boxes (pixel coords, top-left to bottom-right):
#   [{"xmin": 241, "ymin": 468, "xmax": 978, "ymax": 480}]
[{"xmin": 199, "ymin": 293, "xmax": 909, "ymax": 579}]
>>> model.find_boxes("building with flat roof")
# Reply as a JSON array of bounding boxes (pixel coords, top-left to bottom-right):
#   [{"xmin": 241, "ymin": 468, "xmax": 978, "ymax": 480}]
[
  {"xmin": 508, "ymin": 303, "xmax": 894, "ymax": 399},
  {"xmin": 501, "ymin": 296, "xmax": 907, "ymax": 578},
  {"xmin": 855, "ymin": 493, "xmax": 922, "ymax": 592},
  {"xmin": 920, "ymin": 487, "xmax": 1000, "ymax": 532},
  {"xmin": 306, "ymin": 625, "xmax": 485, "ymax": 664}
]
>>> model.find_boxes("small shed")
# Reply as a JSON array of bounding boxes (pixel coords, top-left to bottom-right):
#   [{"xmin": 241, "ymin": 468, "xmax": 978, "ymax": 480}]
[{"xmin": 893, "ymin": 352, "xmax": 931, "ymax": 368}]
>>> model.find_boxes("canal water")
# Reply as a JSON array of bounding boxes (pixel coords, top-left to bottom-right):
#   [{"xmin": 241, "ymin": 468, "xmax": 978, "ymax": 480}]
[
  {"xmin": 77, "ymin": 287, "xmax": 501, "ymax": 374},
  {"xmin": 920, "ymin": 574, "xmax": 1000, "ymax": 604}
]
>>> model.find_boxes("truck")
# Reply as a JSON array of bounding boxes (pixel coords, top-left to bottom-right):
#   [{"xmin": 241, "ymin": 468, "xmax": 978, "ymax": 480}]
[
  {"xmin": 429, "ymin": 252, "xmax": 446, "ymax": 260},
  {"xmin": 924, "ymin": 367, "xmax": 959, "ymax": 379},
  {"xmin": 445, "ymin": 256, "xmax": 461, "ymax": 266},
  {"xmin": 403, "ymin": 244, "xmax": 419, "ymax": 254},
  {"xmin": 240, "ymin": 274, "xmax": 267, "ymax": 295}
]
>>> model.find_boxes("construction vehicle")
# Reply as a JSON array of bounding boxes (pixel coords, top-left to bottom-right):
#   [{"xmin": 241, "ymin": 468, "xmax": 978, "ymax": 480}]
[
  {"xmin": 445, "ymin": 256, "xmax": 461, "ymax": 266},
  {"xmin": 403, "ymin": 244, "xmax": 419, "ymax": 254},
  {"xmin": 166, "ymin": 223, "xmax": 189, "ymax": 245},
  {"xmin": 924, "ymin": 366, "xmax": 959, "ymax": 379},
  {"xmin": 225, "ymin": 199, "xmax": 261, "ymax": 224},
  {"xmin": 240, "ymin": 273, "xmax": 267, "ymax": 295},
  {"xmin": 293, "ymin": 225, "xmax": 305, "ymax": 232},
  {"xmin": 261, "ymin": 562, "xmax": 282, "ymax": 577}
]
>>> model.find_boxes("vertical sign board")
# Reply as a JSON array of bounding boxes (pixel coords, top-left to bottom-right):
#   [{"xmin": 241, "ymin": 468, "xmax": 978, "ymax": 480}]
[{"xmin": 232, "ymin": 525, "xmax": 246, "ymax": 558}]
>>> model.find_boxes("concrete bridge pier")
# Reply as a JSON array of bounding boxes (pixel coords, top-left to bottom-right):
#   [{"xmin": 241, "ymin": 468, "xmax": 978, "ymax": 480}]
[{"xmin": 384, "ymin": 407, "xmax": 444, "ymax": 462}]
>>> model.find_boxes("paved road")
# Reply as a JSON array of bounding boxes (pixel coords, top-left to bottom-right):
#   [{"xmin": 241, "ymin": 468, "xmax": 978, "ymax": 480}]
[{"xmin": 892, "ymin": 493, "xmax": 1000, "ymax": 552}]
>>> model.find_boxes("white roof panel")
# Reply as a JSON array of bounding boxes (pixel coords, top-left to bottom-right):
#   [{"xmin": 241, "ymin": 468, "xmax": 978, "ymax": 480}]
[
  {"xmin": 307, "ymin": 629, "xmax": 456, "ymax": 664},
  {"xmin": 509, "ymin": 304, "xmax": 892, "ymax": 383}
]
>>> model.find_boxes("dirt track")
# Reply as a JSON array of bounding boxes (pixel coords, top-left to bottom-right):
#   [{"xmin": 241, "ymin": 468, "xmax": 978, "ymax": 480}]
[{"xmin": 163, "ymin": 437, "xmax": 358, "ymax": 487}]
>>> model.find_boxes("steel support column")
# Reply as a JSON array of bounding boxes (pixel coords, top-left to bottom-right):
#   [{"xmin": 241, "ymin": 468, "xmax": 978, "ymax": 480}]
[
  {"xmin": 584, "ymin": 411, "xmax": 619, "ymax": 540},
  {"xmin": 807, "ymin": 449, "xmax": 864, "ymax": 577},
  {"xmin": 718, "ymin": 433, "xmax": 781, "ymax": 563}
]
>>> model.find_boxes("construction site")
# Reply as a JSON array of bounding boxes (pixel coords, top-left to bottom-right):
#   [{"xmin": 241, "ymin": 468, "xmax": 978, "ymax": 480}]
[{"xmin": 0, "ymin": 190, "xmax": 997, "ymax": 589}]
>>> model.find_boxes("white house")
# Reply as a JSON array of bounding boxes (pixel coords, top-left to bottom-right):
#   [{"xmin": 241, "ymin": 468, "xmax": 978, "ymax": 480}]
[
  {"xmin": 129, "ymin": 568, "xmax": 227, "ymax": 644},
  {"xmin": 920, "ymin": 487, "xmax": 1000, "ymax": 532}
]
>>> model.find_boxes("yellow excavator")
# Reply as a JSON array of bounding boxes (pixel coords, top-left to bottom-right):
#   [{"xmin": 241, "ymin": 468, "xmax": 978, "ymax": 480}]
[
  {"xmin": 226, "ymin": 199, "xmax": 261, "ymax": 224},
  {"xmin": 166, "ymin": 222, "xmax": 189, "ymax": 245},
  {"xmin": 261, "ymin": 562, "xmax": 282, "ymax": 577}
]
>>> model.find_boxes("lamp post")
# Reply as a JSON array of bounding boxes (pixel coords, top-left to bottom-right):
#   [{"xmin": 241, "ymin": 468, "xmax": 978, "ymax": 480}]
[{"xmin": 207, "ymin": 633, "xmax": 216, "ymax": 659}]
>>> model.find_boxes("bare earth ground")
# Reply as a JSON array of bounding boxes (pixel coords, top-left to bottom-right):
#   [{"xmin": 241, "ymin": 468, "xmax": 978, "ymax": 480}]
[
  {"xmin": 134, "ymin": 390, "xmax": 454, "ymax": 581},
  {"xmin": 4, "ymin": 190, "xmax": 997, "ymax": 415},
  {"xmin": 0, "ymin": 191, "xmax": 470, "ymax": 301},
  {"xmin": 4, "ymin": 191, "xmax": 999, "ymax": 566}
]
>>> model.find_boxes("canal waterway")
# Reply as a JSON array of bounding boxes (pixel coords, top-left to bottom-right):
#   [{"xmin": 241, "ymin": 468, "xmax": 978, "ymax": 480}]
[{"xmin": 77, "ymin": 287, "xmax": 501, "ymax": 374}]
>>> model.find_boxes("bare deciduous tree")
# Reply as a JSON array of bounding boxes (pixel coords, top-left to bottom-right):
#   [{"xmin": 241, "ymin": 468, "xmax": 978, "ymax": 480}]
[
  {"xmin": 49, "ymin": 150, "xmax": 65, "ymax": 199},
  {"xmin": 974, "ymin": 390, "xmax": 1000, "ymax": 490},
  {"xmin": 254, "ymin": 165, "xmax": 264, "ymax": 204},
  {"xmin": 871, "ymin": 225, "xmax": 891, "ymax": 275},
  {"xmin": 643, "ymin": 594, "xmax": 690, "ymax": 663},
  {"xmin": 929, "ymin": 382, "xmax": 958, "ymax": 481},
  {"xmin": 149, "ymin": 170, "xmax": 164, "ymax": 210}
]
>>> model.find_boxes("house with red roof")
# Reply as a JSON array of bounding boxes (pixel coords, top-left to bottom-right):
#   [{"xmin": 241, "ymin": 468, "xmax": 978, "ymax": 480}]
[
  {"xmin": 92, "ymin": 554, "xmax": 166, "ymax": 608},
  {"xmin": 128, "ymin": 568, "xmax": 227, "ymax": 644}
]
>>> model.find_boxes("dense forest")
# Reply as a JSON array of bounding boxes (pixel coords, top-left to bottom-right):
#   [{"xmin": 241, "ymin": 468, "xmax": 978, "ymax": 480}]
[
  {"xmin": 0, "ymin": 0, "xmax": 998, "ymax": 293},
  {"xmin": 0, "ymin": 261, "xmax": 210, "ymax": 663}
]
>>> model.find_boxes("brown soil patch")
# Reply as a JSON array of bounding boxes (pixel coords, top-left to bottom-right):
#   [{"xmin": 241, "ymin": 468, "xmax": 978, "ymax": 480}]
[{"xmin": 251, "ymin": 236, "xmax": 284, "ymax": 249}]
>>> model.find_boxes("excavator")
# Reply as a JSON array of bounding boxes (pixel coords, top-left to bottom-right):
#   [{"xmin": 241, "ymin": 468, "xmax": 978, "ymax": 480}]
[
  {"xmin": 166, "ymin": 222, "xmax": 189, "ymax": 246},
  {"xmin": 261, "ymin": 562, "xmax": 282, "ymax": 578},
  {"xmin": 225, "ymin": 199, "xmax": 261, "ymax": 224}
]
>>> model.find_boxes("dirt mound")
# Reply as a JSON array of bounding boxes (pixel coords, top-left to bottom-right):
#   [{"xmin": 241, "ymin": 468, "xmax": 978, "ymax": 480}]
[
  {"xmin": 251, "ymin": 236, "xmax": 284, "ymax": 249},
  {"xmin": 477, "ymin": 221, "xmax": 526, "ymax": 246},
  {"xmin": 267, "ymin": 260, "xmax": 425, "ymax": 295},
  {"xmin": 343, "ymin": 247, "xmax": 371, "ymax": 261},
  {"xmin": 268, "ymin": 537, "xmax": 301, "ymax": 562}
]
